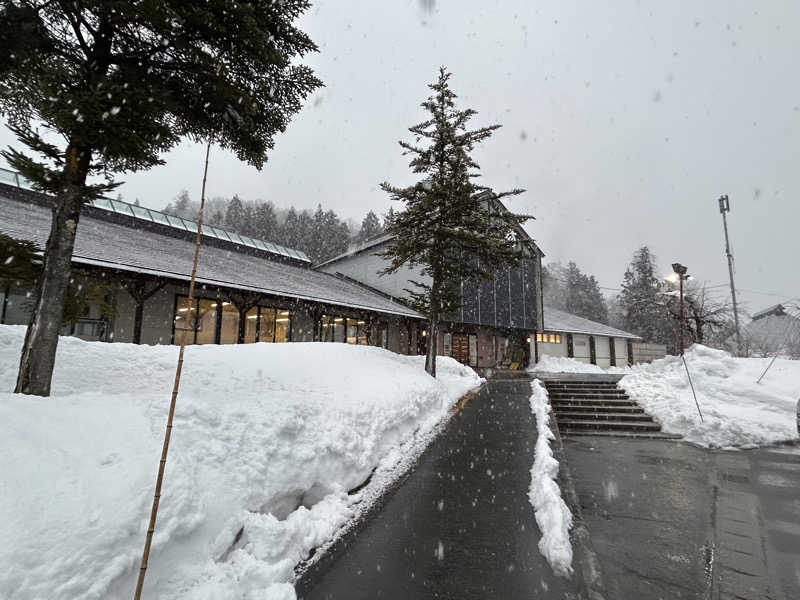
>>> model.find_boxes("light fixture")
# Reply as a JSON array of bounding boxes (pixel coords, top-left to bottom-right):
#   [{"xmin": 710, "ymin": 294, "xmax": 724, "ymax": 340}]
[
  {"xmin": 526, "ymin": 337, "xmax": 531, "ymax": 343},
  {"xmin": 421, "ymin": 330, "xmax": 427, "ymax": 337}
]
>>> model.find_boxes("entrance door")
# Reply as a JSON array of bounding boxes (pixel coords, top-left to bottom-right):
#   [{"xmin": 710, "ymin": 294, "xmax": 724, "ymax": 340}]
[
  {"xmin": 451, "ymin": 333, "xmax": 470, "ymax": 365},
  {"xmin": 566, "ymin": 333, "xmax": 574, "ymax": 358},
  {"xmin": 609, "ymin": 337, "xmax": 616, "ymax": 366},
  {"xmin": 589, "ymin": 336, "xmax": 597, "ymax": 365}
]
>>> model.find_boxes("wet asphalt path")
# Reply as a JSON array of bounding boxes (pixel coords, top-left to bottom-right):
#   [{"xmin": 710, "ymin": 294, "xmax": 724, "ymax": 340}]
[
  {"xmin": 296, "ymin": 378, "xmax": 584, "ymax": 599},
  {"xmin": 563, "ymin": 436, "xmax": 800, "ymax": 600}
]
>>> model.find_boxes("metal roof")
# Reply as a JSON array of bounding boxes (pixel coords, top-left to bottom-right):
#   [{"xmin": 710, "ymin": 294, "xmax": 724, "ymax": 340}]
[
  {"xmin": 543, "ymin": 305, "xmax": 642, "ymax": 340},
  {"xmin": 0, "ymin": 192, "xmax": 423, "ymax": 319},
  {"xmin": 0, "ymin": 167, "xmax": 310, "ymax": 263}
]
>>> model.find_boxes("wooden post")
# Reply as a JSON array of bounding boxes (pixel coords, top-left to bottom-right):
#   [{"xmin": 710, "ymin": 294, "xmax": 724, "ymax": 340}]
[{"xmin": 133, "ymin": 142, "xmax": 211, "ymax": 599}]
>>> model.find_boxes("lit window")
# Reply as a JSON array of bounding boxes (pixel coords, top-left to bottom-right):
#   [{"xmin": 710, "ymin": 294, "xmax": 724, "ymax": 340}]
[
  {"xmin": 536, "ymin": 333, "xmax": 543, "ymax": 343},
  {"xmin": 549, "ymin": 333, "xmax": 556, "ymax": 343}
]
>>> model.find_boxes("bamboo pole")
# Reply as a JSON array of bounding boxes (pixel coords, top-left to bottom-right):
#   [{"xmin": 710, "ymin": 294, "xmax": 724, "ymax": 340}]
[{"xmin": 133, "ymin": 142, "xmax": 211, "ymax": 599}]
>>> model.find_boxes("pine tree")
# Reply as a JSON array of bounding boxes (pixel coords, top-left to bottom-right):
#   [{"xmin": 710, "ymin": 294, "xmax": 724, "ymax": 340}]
[
  {"xmin": 253, "ymin": 201, "xmax": 278, "ymax": 242},
  {"xmin": 281, "ymin": 207, "xmax": 300, "ymax": 249},
  {"xmin": 225, "ymin": 195, "xmax": 246, "ymax": 233},
  {"xmin": 356, "ymin": 211, "xmax": 383, "ymax": 245},
  {"xmin": 383, "ymin": 207, "xmax": 396, "ymax": 229},
  {"xmin": 619, "ymin": 246, "xmax": 672, "ymax": 346},
  {"xmin": 564, "ymin": 262, "xmax": 607, "ymax": 323},
  {"xmin": 1, "ymin": 1, "xmax": 321, "ymax": 395},
  {"xmin": 164, "ymin": 190, "xmax": 192, "ymax": 219},
  {"xmin": 380, "ymin": 67, "xmax": 530, "ymax": 376}
]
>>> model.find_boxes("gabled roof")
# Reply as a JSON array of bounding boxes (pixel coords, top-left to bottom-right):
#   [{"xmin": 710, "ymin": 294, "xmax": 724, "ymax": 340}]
[
  {"xmin": 543, "ymin": 305, "xmax": 642, "ymax": 340},
  {"xmin": 0, "ymin": 190, "xmax": 423, "ymax": 319},
  {"xmin": 751, "ymin": 304, "xmax": 786, "ymax": 320}
]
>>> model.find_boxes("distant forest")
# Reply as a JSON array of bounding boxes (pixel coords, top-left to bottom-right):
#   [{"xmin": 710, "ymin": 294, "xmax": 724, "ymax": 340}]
[{"xmin": 159, "ymin": 190, "xmax": 391, "ymax": 264}]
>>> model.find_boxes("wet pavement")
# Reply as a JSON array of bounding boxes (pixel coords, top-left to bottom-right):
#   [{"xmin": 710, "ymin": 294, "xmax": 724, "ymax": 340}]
[
  {"xmin": 296, "ymin": 378, "xmax": 585, "ymax": 599},
  {"xmin": 563, "ymin": 436, "xmax": 800, "ymax": 600}
]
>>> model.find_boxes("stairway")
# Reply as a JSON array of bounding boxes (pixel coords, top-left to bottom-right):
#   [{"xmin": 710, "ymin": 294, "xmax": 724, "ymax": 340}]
[{"xmin": 541, "ymin": 378, "xmax": 681, "ymax": 439}]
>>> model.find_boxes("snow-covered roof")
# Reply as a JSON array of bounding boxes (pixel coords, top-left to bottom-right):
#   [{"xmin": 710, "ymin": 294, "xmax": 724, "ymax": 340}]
[
  {"xmin": 314, "ymin": 233, "xmax": 393, "ymax": 268},
  {"xmin": 0, "ymin": 189, "xmax": 423, "ymax": 319},
  {"xmin": 751, "ymin": 304, "xmax": 786, "ymax": 320},
  {"xmin": 543, "ymin": 305, "xmax": 642, "ymax": 340},
  {"xmin": 742, "ymin": 312, "xmax": 800, "ymax": 348}
]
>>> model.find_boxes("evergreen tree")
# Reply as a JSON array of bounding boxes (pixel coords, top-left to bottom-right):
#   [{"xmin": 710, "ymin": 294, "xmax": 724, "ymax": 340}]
[
  {"xmin": 380, "ymin": 68, "xmax": 530, "ymax": 376},
  {"xmin": 564, "ymin": 262, "xmax": 607, "ymax": 323},
  {"xmin": 253, "ymin": 201, "xmax": 278, "ymax": 242},
  {"xmin": 619, "ymin": 246, "xmax": 672, "ymax": 346},
  {"xmin": 356, "ymin": 210, "xmax": 383, "ymax": 244},
  {"xmin": 542, "ymin": 262, "xmax": 568, "ymax": 311},
  {"xmin": 383, "ymin": 207, "xmax": 396, "ymax": 229},
  {"xmin": 164, "ymin": 190, "xmax": 192, "ymax": 219},
  {"xmin": 281, "ymin": 207, "xmax": 300, "ymax": 249},
  {"xmin": 225, "ymin": 195, "xmax": 247, "ymax": 233},
  {"xmin": 1, "ymin": 1, "xmax": 321, "ymax": 395}
]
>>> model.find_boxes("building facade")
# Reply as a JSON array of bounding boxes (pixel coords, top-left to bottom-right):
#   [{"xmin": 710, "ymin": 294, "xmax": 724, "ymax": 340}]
[
  {"xmin": 316, "ymin": 226, "xmax": 546, "ymax": 369},
  {"xmin": 536, "ymin": 305, "xmax": 642, "ymax": 367},
  {"xmin": 0, "ymin": 182, "xmax": 425, "ymax": 354}
]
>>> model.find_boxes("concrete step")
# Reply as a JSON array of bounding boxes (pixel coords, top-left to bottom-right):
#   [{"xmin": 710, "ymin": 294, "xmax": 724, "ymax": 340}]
[
  {"xmin": 550, "ymin": 398, "xmax": 636, "ymax": 407},
  {"xmin": 556, "ymin": 411, "xmax": 654, "ymax": 422},
  {"xmin": 545, "ymin": 385, "xmax": 623, "ymax": 391},
  {"xmin": 560, "ymin": 430, "xmax": 683, "ymax": 440},
  {"xmin": 551, "ymin": 404, "xmax": 645, "ymax": 414},
  {"xmin": 548, "ymin": 393, "xmax": 630, "ymax": 400},
  {"xmin": 557, "ymin": 419, "xmax": 662, "ymax": 432}
]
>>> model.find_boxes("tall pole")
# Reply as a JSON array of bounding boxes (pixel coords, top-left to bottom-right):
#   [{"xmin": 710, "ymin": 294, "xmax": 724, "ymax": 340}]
[
  {"xmin": 134, "ymin": 142, "xmax": 211, "ymax": 599},
  {"xmin": 718, "ymin": 195, "xmax": 742, "ymax": 354},
  {"xmin": 679, "ymin": 273, "xmax": 685, "ymax": 355}
]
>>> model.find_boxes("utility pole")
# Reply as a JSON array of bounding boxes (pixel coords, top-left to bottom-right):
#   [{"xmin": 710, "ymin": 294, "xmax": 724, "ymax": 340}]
[
  {"xmin": 672, "ymin": 263, "xmax": 688, "ymax": 355},
  {"xmin": 718, "ymin": 195, "xmax": 742, "ymax": 354}
]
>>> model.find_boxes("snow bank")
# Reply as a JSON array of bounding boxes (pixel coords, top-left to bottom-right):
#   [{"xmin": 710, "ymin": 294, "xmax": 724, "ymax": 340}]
[
  {"xmin": 620, "ymin": 344, "xmax": 799, "ymax": 448},
  {"xmin": 528, "ymin": 379, "xmax": 573, "ymax": 577},
  {"xmin": 531, "ymin": 354, "xmax": 629, "ymax": 374},
  {"xmin": 0, "ymin": 325, "xmax": 481, "ymax": 600}
]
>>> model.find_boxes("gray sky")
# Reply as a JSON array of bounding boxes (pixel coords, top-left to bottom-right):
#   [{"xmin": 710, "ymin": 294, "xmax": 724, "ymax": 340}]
[{"xmin": 2, "ymin": 0, "xmax": 798, "ymax": 313}]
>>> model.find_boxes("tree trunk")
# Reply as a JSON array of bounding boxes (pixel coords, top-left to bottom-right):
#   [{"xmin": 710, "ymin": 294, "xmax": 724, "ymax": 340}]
[
  {"xmin": 133, "ymin": 300, "xmax": 145, "ymax": 345},
  {"xmin": 425, "ymin": 273, "xmax": 441, "ymax": 377},
  {"xmin": 15, "ymin": 145, "xmax": 91, "ymax": 396}
]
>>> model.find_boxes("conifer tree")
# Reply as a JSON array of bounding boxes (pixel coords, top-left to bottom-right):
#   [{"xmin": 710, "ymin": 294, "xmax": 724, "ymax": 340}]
[
  {"xmin": 253, "ymin": 201, "xmax": 278, "ymax": 242},
  {"xmin": 619, "ymin": 246, "xmax": 672, "ymax": 345},
  {"xmin": 355, "ymin": 210, "xmax": 383, "ymax": 244},
  {"xmin": 225, "ymin": 195, "xmax": 246, "ymax": 233},
  {"xmin": 380, "ymin": 67, "xmax": 530, "ymax": 376},
  {"xmin": 1, "ymin": 1, "xmax": 321, "ymax": 395}
]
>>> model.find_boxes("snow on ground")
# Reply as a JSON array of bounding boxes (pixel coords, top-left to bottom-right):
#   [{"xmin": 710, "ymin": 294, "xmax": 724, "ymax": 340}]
[
  {"xmin": 620, "ymin": 345, "xmax": 799, "ymax": 448},
  {"xmin": 0, "ymin": 325, "xmax": 481, "ymax": 600},
  {"xmin": 528, "ymin": 379, "xmax": 573, "ymax": 577},
  {"xmin": 531, "ymin": 354, "xmax": 629, "ymax": 374}
]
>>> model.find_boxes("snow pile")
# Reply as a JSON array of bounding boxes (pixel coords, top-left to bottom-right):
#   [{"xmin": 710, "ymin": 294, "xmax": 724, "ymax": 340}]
[
  {"xmin": 0, "ymin": 325, "xmax": 481, "ymax": 600},
  {"xmin": 531, "ymin": 354, "xmax": 629, "ymax": 374},
  {"xmin": 528, "ymin": 379, "xmax": 573, "ymax": 577},
  {"xmin": 620, "ymin": 344, "xmax": 799, "ymax": 447}
]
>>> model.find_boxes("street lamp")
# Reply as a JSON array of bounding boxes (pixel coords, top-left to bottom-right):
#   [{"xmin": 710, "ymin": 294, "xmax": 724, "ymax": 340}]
[{"xmin": 671, "ymin": 262, "xmax": 689, "ymax": 355}]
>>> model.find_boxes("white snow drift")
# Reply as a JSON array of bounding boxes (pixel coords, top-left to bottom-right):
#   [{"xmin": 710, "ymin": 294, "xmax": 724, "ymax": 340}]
[
  {"xmin": 528, "ymin": 379, "xmax": 573, "ymax": 577},
  {"xmin": 621, "ymin": 344, "xmax": 799, "ymax": 448},
  {"xmin": 0, "ymin": 325, "xmax": 481, "ymax": 600}
]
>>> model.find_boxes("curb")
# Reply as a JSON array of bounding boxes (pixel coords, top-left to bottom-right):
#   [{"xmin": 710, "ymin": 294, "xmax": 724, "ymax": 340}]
[{"xmin": 548, "ymin": 408, "xmax": 609, "ymax": 600}]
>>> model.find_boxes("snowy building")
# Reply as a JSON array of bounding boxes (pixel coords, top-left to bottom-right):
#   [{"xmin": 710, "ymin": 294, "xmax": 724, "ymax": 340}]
[
  {"xmin": 316, "ymin": 226, "xmax": 545, "ymax": 369},
  {"xmin": 536, "ymin": 305, "xmax": 642, "ymax": 367},
  {"xmin": 0, "ymin": 182, "xmax": 426, "ymax": 353},
  {"xmin": 741, "ymin": 304, "xmax": 800, "ymax": 358}
]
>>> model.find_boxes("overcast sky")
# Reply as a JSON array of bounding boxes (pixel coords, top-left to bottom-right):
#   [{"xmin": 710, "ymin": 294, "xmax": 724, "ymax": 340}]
[{"xmin": 2, "ymin": 0, "xmax": 798, "ymax": 313}]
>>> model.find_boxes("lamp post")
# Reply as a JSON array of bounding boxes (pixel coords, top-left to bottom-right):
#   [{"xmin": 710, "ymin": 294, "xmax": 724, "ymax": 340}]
[{"xmin": 671, "ymin": 262, "xmax": 689, "ymax": 355}]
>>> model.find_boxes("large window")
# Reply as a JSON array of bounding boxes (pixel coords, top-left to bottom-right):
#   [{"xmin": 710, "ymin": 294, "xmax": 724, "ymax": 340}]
[
  {"xmin": 321, "ymin": 315, "xmax": 369, "ymax": 344},
  {"xmin": 536, "ymin": 332, "xmax": 562, "ymax": 344},
  {"xmin": 174, "ymin": 295, "xmax": 291, "ymax": 344}
]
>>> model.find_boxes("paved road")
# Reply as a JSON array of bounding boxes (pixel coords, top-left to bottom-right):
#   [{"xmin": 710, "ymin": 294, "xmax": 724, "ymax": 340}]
[
  {"xmin": 296, "ymin": 378, "xmax": 585, "ymax": 599},
  {"xmin": 563, "ymin": 436, "xmax": 800, "ymax": 600}
]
